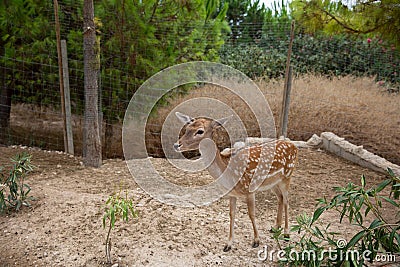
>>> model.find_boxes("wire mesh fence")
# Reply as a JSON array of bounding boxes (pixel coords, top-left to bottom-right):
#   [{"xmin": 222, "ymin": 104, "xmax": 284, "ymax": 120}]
[{"xmin": 0, "ymin": 1, "xmax": 399, "ymax": 164}]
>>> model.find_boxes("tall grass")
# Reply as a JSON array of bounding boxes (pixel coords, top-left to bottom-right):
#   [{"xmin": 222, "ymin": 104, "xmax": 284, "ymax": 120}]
[{"xmin": 148, "ymin": 75, "xmax": 400, "ymax": 164}]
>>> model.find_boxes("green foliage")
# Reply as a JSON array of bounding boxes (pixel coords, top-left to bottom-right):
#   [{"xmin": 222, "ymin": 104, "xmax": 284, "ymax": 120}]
[
  {"xmin": 292, "ymin": 35, "xmax": 400, "ymax": 85},
  {"xmin": 0, "ymin": 0, "xmax": 58, "ymax": 106},
  {"xmin": 0, "ymin": 152, "xmax": 35, "ymax": 213},
  {"xmin": 221, "ymin": 0, "xmax": 291, "ymax": 45},
  {"xmin": 0, "ymin": 0, "xmax": 229, "ymax": 121},
  {"xmin": 220, "ymin": 33, "xmax": 400, "ymax": 89},
  {"xmin": 96, "ymin": 0, "xmax": 230, "ymax": 123},
  {"xmin": 103, "ymin": 189, "xmax": 138, "ymax": 264},
  {"xmin": 290, "ymin": 0, "xmax": 348, "ymax": 34},
  {"xmin": 290, "ymin": 0, "xmax": 400, "ymax": 48},
  {"xmin": 272, "ymin": 168, "xmax": 400, "ymax": 266},
  {"xmin": 220, "ymin": 0, "xmax": 398, "ymax": 89},
  {"xmin": 223, "ymin": 0, "xmax": 269, "ymax": 43},
  {"xmin": 220, "ymin": 44, "xmax": 287, "ymax": 78}
]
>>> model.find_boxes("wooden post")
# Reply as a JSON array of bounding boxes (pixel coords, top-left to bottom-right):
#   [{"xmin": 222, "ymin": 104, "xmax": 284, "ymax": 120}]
[
  {"xmin": 61, "ymin": 40, "xmax": 74, "ymax": 155},
  {"xmin": 278, "ymin": 21, "xmax": 295, "ymax": 138},
  {"xmin": 281, "ymin": 66, "xmax": 293, "ymax": 138},
  {"xmin": 53, "ymin": 0, "xmax": 68, "ymax": 152}
]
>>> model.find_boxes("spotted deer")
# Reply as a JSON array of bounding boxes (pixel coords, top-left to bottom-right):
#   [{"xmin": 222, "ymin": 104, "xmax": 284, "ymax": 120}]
[{"xmin": 174, "ymin": 112, "xmax": 298, "ymax": 252}]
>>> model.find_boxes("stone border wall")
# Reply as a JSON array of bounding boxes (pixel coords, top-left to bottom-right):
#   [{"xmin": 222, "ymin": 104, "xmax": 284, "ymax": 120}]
[{"xmin": 242, "ymin": 132, "xmax": 400, "ymax": 177}]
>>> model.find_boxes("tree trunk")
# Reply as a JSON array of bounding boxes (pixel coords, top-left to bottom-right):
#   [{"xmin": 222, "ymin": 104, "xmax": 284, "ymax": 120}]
[{"xmin": 83, "ymin": 0, "xmax": 102, "ymax": 167}]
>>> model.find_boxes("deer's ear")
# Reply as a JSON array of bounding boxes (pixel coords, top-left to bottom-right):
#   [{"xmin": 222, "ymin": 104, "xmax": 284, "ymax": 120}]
[
  {"xmin": 175, "ymin": 112, "xmax": 194, "ymax": 124},
  {"xmin": 214, "ymin": 115, "xmax": 232, "ymax": 127}
]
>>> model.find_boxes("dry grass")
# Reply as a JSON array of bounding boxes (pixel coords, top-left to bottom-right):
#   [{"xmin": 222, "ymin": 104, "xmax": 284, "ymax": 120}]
[
  {"xmin": 282, "ymin": 75, "xmax": 400, "ymax": 164},
  {"xmin": 5, "ymin": 75, "xmax": 400, "ymax": 165},
  {"xmin": 149, "ymin": 75, "xmax": 400, "ymax": 164},
  {"xmin": 8, "ymin": 103, "xmax": 122, "ymax": 158}
]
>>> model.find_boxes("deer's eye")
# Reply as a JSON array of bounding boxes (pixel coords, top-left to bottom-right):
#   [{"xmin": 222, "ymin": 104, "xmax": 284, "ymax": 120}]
[{"xmin": 195, "ymin": 129, "xmax": 204, "ymax": 135}]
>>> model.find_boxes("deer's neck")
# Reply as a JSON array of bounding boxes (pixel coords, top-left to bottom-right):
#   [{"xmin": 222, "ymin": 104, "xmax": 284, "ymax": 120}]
[{"xmin": 199, "ymin": 139, "xmax": 228, "ymax": 179}]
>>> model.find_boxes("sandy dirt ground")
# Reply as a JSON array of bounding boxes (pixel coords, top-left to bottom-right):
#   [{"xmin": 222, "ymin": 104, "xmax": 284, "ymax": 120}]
[{"xmin": 0, "ymin": 145, "xmax": 395, "ymax": 266}]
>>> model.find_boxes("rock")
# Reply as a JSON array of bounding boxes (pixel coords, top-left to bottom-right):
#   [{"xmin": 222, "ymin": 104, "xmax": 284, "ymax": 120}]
[{"xmin": 306, "ymin": 134, "xmax": 323, "ymax": 147}]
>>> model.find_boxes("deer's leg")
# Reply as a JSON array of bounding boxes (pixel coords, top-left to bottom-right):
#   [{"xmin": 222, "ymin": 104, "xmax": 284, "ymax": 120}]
[
  {"xmin": 280, "ymin": 180, "xmax": 290, "ymax": 238},
  {"xmin": 247, "ymin": 193, "xmax": 260, "ymax": 248},
  {"xmin": 272, "ymin": 186, "xmax": 284, "ymax": 231},
  {"xmin": 224, "ymin": 196, "xmax": 237, "ymax": 252}
]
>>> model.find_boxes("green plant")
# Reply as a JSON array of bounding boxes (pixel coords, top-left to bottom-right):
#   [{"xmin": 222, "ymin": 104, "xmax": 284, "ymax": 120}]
[
  {"xmin": 272, "ymin": 168, "xmax": 400, "ymax": 266},
  {"xmin": 0, "ymin": 152, "xmax": 34, "ymax": 213},
  {"xmin": 102, "ymin": 189, "xmax": 138, "ymax": 264},
  {"xmin": 220, "ymin": 33, "xmax": 400, "ymax": 90}
]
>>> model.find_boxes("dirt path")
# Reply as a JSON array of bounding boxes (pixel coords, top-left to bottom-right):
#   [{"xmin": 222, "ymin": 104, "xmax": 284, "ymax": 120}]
[{"xmin": 0, "ymin": 145, "xmax": 391, "ymax": 266}]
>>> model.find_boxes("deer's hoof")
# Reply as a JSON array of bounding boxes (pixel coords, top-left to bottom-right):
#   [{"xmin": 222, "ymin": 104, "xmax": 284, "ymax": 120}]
[
  {"xmin": 269, "ymin": 227, "xmax": 281, "ymax": 233},
  {"xmin": 252, "ymin": 240, "xmax": 260, "ymax": 248},
  {"xmin": 223, "ymin": 244, "xmax": 232, "ymax": 252},
  {"xmin": 283, "ymin": 233, "xmax": 290, "ymax": 240}
]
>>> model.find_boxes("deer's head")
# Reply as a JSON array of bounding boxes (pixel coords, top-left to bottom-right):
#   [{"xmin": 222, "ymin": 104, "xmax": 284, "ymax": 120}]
[{"xmin": 173, "ymin": 112, "xmax": 230, "ymax": 152}]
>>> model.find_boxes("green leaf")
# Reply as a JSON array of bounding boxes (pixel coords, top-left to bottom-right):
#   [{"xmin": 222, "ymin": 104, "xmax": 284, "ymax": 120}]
[
  {"xmin": 311, "ymin": 206, "xmax": 325, "ymax": 225},
  {"xmin": 348, "ymin": 207, "xmax": 354, "ymax": 223},
  {"xmin": 355, "ymin": 197, "xmax": 364, "ymax": 212},
  {"xmin": 346, "ymin": 230, "xmax": 365, "ymax": 249},
  {"xmin": 375, "ymin": 179, "xmax": 391, "ymax": 193},
  {"xmin": 395, "ymin": 231, "xmax": 400, "ymax": 250},
  {"xmin": 388, "ymin": 227, "xmax": 398, "ymax": 251},
  {"xmin": 316, "ymin": 197, "xmax": 327, "ymax": 205},
  {"xmin": 364, "ymin": 206, "xmax": 371, "ymax": 217},
  {"xmin": 313, "ymin": 226, "xmax": 324, "ymax": 239},
  {"xmin": 361, "ymin": 174, "xmax": 366, "ymax": 187},
  {"xmin": 381, "ymin": 196, "xmax": 399, "ymax": 207},
  {"xmin": 355, "ymin": 213, "xmax": 363, "ymax": 225},
  {"xmin": 339, "ymin": 203, "xmax": 348, "ymax": 223},
  {"xmin": 291, "ymin": 224, "xmax": 301, "ymax": 233},
  {"xmin": 387, "ymin": 167, "xmax": 395, "ymax": 177},
  {"xmin": 110, "ymin": 208, "xmax": 115, "ymax": 228},
  {"xmin": 368, "ymin": 219, "xmax": 383, "ymax": 230}
]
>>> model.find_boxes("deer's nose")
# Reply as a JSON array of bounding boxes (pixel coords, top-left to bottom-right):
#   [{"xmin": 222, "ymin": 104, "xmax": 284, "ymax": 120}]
[{"xmin": 173, "ymin": 143, "xmax": 181, "ymax": 151}]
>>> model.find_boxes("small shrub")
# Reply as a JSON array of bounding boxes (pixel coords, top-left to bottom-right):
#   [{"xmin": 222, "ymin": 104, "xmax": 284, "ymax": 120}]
[
  {"xmin": 103, "ymin": 189, "xmax": 138, "ymax": 264},
  {"xmin": 272, "ymin": 168, "xmax": 400, "ymax": 266},
  {"xmin": 0, "ymin": 152, "xmax": 34, "ymax": 213}
]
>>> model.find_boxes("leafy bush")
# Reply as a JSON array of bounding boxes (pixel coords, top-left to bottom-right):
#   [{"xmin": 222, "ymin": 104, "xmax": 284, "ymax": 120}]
[
  {"xmin": 293, "ymin": 35, "xmax": 400, "ymax": 86},
  {"xmin": 220, "ymin": 34, "xmax": 400, "ymax": 91},
  {"xmin": 219, "ymin": 44, "xmax": 287, "ymax": 78},
  {"xmin": 271, "ymin": 168, "xmax": 400, "ymax": 266},
  {"xmin": 0, "ymin": 152, "xmax": 34, "ymax": 213}
]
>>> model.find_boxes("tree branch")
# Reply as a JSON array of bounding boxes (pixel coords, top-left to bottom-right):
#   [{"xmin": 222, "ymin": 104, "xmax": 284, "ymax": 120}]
[
  {"xmin": 318, "ymin": 6, "xmax": 383, "ymax": 34},
  {"xmin": 148, "ymin": 1, "xmax": 159, "ymax": 24}
]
